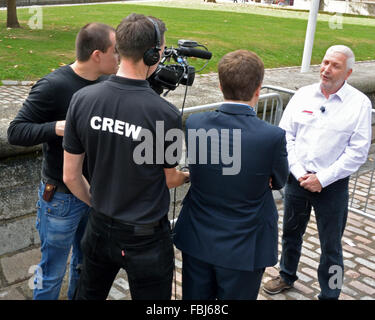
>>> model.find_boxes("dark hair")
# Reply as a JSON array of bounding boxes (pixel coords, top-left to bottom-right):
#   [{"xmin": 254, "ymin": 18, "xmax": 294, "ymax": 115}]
[
  {"xmin": 75, "ymin": 23, "xmax": 115, "ymax": 62},
  {"xmin": 116, "ymin": 13, "xmax": 166, "ymax": 62},
  {"xmin": 218, "ymin": 50, "xmax": 264, "ymax": 101}
]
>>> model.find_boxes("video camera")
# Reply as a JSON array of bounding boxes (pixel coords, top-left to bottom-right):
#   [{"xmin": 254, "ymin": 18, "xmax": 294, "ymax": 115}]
[{"xmin": 148, "ymin": 40, "xmax": 212, "ymax": 95}]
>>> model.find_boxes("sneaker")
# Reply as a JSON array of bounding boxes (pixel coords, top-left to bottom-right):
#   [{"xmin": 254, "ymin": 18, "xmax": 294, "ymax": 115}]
[{"xmin": 263, "ymin": 276, "xmax": 293, "ymax": 295}]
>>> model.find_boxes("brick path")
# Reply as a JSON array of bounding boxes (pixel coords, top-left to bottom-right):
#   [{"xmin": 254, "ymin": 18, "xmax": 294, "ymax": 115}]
[
  {"xmin": 1, "ymin": 190, "xmax": 374, "ymax": 300},
  {"xmin": 1, "ymin": 83, "xmax": 374, "ymax": 300}
]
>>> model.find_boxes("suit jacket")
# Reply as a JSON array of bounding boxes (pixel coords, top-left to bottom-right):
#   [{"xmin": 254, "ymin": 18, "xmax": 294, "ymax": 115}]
[{"xmin": 174, "ymin": 103, "xmax": 289, "ymax": 271}]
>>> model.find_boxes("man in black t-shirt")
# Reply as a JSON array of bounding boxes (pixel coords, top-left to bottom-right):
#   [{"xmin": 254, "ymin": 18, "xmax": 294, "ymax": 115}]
[
  {"xmin": 63, "ymin": 14, "xmax": 189, "ymax": 300},
  {"xmin": 7, "ymin": 23, "xmax": 118, "ymax": 300}
]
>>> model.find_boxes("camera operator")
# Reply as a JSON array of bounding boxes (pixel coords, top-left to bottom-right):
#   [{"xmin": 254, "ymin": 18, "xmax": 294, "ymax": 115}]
[{"xmin": 63, "ymin": 13, "xmax": 188, "ymax": 300}]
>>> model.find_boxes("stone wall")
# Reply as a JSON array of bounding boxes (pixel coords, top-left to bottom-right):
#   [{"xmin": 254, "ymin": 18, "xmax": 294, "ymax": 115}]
[{"xmin": 293, "ymin": 0, "xmax": 375, "ymax": 16}]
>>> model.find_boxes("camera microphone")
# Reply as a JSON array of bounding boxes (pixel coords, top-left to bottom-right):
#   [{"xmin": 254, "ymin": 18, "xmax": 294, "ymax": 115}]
[
  {"xmin": 320, "ymin": 106, "xmax": 326, "ymax": 113},
  {"xmin": 176, "ymin": 47, "xmax": 212, "ymax": 60}
]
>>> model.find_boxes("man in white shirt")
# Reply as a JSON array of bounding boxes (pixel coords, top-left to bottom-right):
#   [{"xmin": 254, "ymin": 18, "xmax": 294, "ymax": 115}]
[{"xmin": 263, "ymin": 45, "xmax": 372, "ymax": 300}]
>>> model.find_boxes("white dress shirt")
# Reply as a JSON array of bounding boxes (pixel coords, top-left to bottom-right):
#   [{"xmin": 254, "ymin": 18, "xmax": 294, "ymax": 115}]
[{"xmin": 279, "ymin": 81, "xmax": 372, "ymax": 188}]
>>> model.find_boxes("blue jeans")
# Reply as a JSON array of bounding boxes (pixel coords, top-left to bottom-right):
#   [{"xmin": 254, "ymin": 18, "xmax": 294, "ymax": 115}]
[
  {"xmin": 280, "ymin": 175, "xmax": 349, "ymax": 300},
  {"xmin": 33, "ymin": 182, "xmax": 90, "ymax": 300}
]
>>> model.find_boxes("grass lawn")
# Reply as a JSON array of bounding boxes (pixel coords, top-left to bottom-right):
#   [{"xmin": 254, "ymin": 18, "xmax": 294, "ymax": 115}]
[{"xmin": 0, "ymin": 2, "xmax": 374, "ymax": 80}]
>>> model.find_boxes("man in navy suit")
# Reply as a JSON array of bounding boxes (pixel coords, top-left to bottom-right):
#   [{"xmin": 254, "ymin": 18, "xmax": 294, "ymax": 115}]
[{"xmin": 173, "ymin": 50, "xmax": 289, "ymax": 300}]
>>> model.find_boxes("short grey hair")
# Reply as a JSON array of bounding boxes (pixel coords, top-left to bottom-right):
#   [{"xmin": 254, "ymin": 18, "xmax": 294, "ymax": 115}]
[{"xmin": 325, "ymin": 45, "xmax": 355, "ymax": 71}]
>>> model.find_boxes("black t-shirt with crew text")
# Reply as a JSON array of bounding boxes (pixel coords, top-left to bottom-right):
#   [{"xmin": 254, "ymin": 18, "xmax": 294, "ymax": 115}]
[{"xmin": 63, "ymin": 75, "xmax": 182, "ymax": 224}]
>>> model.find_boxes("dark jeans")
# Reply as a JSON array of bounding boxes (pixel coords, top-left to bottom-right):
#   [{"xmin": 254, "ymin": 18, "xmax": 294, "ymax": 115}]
[
  {"xmin": 182, "ymin": 252, "xmax": 265, "ymax": 300},
  {"xmin": 74, "ymin": 210, "xmax": 174, "ymax": 300},
  {"xmin": 280, "ymin": 175, "xmax": 349, "ymax": 300}
]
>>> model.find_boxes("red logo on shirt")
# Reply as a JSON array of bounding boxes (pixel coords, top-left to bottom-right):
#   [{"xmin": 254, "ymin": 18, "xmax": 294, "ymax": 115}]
[{"xmin": 302, "ymin": 110, "xmax": 313, "ymax": 115}]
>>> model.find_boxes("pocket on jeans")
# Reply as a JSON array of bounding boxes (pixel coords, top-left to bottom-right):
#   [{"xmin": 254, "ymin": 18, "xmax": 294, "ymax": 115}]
[
  {"xmin": 125, "ymin": 235, "xmax": 174, "ymax": 286},
  {"xmin": 44, "ymin": 199, "xmax": 77, "ymax": 249},
  {"xmin": 44, "ymin": 197, "xmax": 71, "ymax": 218}
]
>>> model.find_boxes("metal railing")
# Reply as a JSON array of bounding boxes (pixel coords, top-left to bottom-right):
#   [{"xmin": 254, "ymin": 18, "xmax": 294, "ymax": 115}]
[
  {"xmin": 183, "ymin": 91, "xmax": 284, "ymax": 126},
  {"xmin": 347, "ymin": 113, "xmax": 375, "ymax": 221}
]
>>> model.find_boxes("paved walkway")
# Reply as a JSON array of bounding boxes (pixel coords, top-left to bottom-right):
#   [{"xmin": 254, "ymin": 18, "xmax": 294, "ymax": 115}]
[{"xmin": 1, "ymin": 193, "xmax": 375, "ymax": 300}]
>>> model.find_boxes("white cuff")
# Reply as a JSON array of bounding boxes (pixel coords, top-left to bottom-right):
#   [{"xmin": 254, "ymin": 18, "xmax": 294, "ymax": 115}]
[
  {"xmin": 316, "ymin": 170, "xmax": 334, "ymax": 189},
  {"xmin": 290, "ymin": 163, "xmax": 307, "ymax": 181}
]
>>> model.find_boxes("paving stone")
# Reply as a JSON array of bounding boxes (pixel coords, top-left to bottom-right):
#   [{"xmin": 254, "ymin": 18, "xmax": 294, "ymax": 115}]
[
  {"xmin": 285, "ymin": 291, "xmax": 310, "ymax": 300},
  {"xmin": 268, "ymin": 292, "xmax": 287, "ymax": 300},
  {"xmin": 339, "ymin": 292, "xmax": 356, "ymax": 300},
  {"xmin": 257, "ymin": 293, "xmax": 268, "ymax": 300},
  {"xmin": 362, "ymin": 277, "xmax": 375, "ymax": 288},
  {"xmin": 343, "ymin": 245, "xmax": 364, "ymax": 255},
  {"xmin": 347, "ymin": 218, "xmax": 364, "ymax": 228},
  {"xmin": 354, "ymin": 235, "xmax": 372, "ymax": 244},
  {"xmin": 301, "ymin": 267, "xmax": 318, "ymax": 280},
  {"xmin": 296, "ymin": 271, "xmax": 312, "ymax": 283},
  {"xmin": 301, "ymin": 247, "xmax": 320, "ymax": 259},
  {"xmin": 307, "ymin": 236, "xmax": 321, "ymax": 246},
  {"xmin": 108, "ymin": 286, "xmax": 126, "ymax": 300},
  {"xmin": 300, "ymin": 256, "xmax": 319, "ymax": 269},
  {"xmin": 348, "ymin": 281, "xmax": 375, "ymax": 295},
  {"xmin": 341, "ymin": 285, "xmax": 359, "ymax": 297},
  {"xmin": 363, "ymin": 219, "xmax": 375, "ymax": 228},
  {"xmin": 358, "ymin": 266, "xmax": 375, "ymax": 278},
  {"xmin": 344, "ymin": 259, "xmax": 357, "ymax": 269},
  {"xmin": 355, "ymin": 257, "xmax": 375, "ymax": 269},
  {"xmin": 113, "ymin": 278, "xmax": 129, "ymax": 291},
  {"xmin": 343, "ymin": 250, "xmax": 354, "ymax": 259},
  {"xmin": 0, "ymin": 248, "xmax": 41, "ymax": 285},
  {"xmin": 293, "ymin": 281, "xmax": 314, "ymax": 295},
  {"xmin": 346, "ymin": 226, "xmax": 369, "ymax": 237},
  {"xmin": 345, "ymin": 269, "xmax": 361, "ymax": 280},
  {"xmin": 357, "ymin": 243, "xmax": 375, "ymax": 254},
  {"xmin": 264, "ymin": 267, "xmax": 279, "ymax": 278},
  {"xmin": 364, "ymin": 226, "xmax": 375, "ymax": 234},
  {"xmin": 302, "ymin": 241, "xmax": 315, "ymax": 250},
  {"xmin": 0, "ymin": 286, "xmax": 25, "ymax": 300}
]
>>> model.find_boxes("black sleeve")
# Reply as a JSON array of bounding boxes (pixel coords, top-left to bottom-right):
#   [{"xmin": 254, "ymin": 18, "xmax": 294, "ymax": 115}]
[
  {"xmin": 62, "ymin": 94, "xmax": 85, "ymax": 155},
  {"xmin": 7, "ymin": 78, "xmax": 57, "ymax": 146},
  {"xmin": 270, "ymin": 130, "xmax": 289, "ymax": 190},
  {"xmin": 163, "ymin": 111, "xmax": 183, "ymax": 168}
]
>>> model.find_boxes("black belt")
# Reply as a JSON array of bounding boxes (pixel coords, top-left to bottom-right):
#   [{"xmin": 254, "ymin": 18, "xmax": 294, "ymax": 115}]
[
  {"xmin": 91, "ymin": 210, "xmax": 168, "ymax": 236},
  {"xmin": 41, "ymin": 179, "xmax": 72, "ymax": 194}
]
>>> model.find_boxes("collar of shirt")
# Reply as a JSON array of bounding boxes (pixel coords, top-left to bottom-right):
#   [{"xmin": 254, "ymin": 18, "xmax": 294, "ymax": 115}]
[{"xmin": 314, "ymin": 81, "xmax": 350, "ymax": 102}]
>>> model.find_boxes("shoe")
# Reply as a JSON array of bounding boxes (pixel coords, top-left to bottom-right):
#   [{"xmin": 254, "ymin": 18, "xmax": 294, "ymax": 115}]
[{"xmin": 263, "ymin": 276, "xmax": 293, "ymax": 295}]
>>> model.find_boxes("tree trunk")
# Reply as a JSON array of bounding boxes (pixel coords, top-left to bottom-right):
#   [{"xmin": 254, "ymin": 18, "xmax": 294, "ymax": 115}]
[
  {"xmin": 7, "ymin": 0, "xmax": 20, "ymax": 28},
  {"xmin": 319, "ymin": 0, "xmax": 325, "ymax": 11},
  {"xmin": 205, "ymin": 0, "xmax": 217, "ymax": 3}
]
